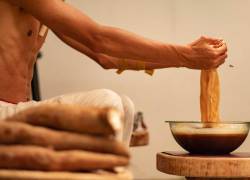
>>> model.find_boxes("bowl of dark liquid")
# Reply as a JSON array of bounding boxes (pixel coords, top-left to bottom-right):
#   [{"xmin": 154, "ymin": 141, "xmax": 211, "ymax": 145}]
[{"xmin": 166, "ymin": 121, "xmax": 250, "ymax": 154}]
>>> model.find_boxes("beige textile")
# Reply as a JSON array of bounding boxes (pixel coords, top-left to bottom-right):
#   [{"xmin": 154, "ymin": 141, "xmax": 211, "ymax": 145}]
[
  {"xmin": 0, "ymin": 89, "xmax": 135, "ymax": 146},
  {"xmin": 200, "ymin": 69, "xmax": 220, "ymax": 123}
]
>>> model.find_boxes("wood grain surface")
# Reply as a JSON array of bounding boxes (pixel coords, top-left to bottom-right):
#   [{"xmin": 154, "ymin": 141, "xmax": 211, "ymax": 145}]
[{"xmin": 157, "ymin": 152, "xmax": 250, "ymax": 179}]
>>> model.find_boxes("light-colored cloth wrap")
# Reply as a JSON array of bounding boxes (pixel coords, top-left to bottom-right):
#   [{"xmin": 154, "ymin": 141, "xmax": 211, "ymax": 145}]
[{"xmin": 0, "ymin": 89, "xmax": 135, "ymax": 146}]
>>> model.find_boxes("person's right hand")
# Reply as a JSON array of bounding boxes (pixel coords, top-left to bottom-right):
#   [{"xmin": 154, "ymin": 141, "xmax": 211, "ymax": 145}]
[{"xmin": 179, "ymin": 36, "xmax": 228, "ymax": 69}]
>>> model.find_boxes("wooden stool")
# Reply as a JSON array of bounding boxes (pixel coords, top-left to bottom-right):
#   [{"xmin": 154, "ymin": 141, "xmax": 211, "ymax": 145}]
[{"xmin": 157, "ymin": 152, "xmax": 250, "ymax": 180}]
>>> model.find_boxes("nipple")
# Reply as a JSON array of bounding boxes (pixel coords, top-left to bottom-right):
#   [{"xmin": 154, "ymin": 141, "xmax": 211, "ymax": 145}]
[
  {"xmin": 27, "ymin": 30, "xmax": 33, "ymax": 37},
  {"xmin": 19, "ymin": 7, "xmax": 24, "ymax": 12}
]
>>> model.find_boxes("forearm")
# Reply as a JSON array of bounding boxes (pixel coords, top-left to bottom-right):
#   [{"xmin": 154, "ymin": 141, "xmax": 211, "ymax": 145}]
[
  {"xmin": 9, "ymin": 0, "xmax": 185, "ymax": 66},
  {"xmin": 55, "ymin": 32, "xmax": 175, "ymax": 70},
  {"xmin": 93, "ymin": 25, "xmax": 185, "ymax": 65}
]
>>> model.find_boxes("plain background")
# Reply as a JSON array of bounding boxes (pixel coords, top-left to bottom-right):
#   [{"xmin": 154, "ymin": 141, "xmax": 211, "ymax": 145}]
[{"xmin": 39, "ymin": 0, "xmax": 250, "ymax": 179}]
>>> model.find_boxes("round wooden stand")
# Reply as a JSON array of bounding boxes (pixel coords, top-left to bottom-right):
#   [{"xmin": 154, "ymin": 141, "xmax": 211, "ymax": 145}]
[
  {"xmin": 157, "ymin": 152, "xmax": 250, "ymax": 180},
  {"xmin": 0, "ymin": 169, "xmax": 132, "ymax": 180}
]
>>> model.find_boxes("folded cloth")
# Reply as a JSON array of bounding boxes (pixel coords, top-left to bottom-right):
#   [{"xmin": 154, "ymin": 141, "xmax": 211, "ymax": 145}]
[
  {"xmin": 116, "ymin": 59, "xmax": 155, "ymax": 76},
  {"xmin": 0, "ymin": 89, "xmax": 135, "ymax": 146}
]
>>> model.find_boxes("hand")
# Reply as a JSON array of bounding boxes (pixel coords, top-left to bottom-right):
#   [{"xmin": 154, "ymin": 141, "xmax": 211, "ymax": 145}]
[{"xmin": 179, "ymin": 36, "xmax": 228, "ymax": 69}]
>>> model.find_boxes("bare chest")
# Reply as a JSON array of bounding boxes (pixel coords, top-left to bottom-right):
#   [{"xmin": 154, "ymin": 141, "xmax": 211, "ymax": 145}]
[{"xmin": 0, "ymin": 1, "xmax": 45, "ymax": 56}]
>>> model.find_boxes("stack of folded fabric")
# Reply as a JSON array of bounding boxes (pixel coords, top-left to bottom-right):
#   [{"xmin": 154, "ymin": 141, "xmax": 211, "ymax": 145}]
[{"xmin": 0, "ymin": 104, "xmax": 129, "ymax": 174}]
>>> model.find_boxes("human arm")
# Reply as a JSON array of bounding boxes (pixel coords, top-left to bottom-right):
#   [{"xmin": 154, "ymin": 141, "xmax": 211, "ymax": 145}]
[
  {"xmin": 9, "ymin": 0, "xmax": 227, "ymax": 69},
  {"xmin": 54, "ymin": 32, "xmax": 177, "ymax": 70}
]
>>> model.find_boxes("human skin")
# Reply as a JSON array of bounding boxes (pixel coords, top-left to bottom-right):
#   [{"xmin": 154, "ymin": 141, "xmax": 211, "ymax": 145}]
[{"xmin": 0, "ymin": 0, "xmax": 227, "ymax": 104}]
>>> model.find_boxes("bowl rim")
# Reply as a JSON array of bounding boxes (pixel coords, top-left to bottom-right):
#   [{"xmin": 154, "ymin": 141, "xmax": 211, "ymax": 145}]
[{"xmin": 165, "ymin": 121, "xmax": 250, "ymax": 124}]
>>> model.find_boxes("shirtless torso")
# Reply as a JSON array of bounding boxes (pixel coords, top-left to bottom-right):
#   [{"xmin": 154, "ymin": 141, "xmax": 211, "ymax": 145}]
[
  {"xmin": 0, "ymin": 0, "xmax": 227, "ymax": 104},
  {"xmin": 0, "ymin": 1, "xmax": 46, "ymax": 104}
]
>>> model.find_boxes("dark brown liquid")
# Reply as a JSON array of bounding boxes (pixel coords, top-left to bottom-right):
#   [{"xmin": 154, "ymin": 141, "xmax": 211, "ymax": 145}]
[{"xmin": 173, "ymin": 132, "xmax": 248, "ymax": 154}]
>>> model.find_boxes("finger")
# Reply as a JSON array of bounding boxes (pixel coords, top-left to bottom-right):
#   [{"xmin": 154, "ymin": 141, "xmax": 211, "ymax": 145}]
[
  {"xmin": 213, "ymin": 40, "xmax": 226, "ymax": 48},
  {"xmin": 213, "ymin": 40, "xmax": 224, "ymax": 48},
  {"xmin": 214, "ymin": 44, "xmax": 227, "ymax": 56},
  {"xmin": 213, "ymin": 54, "xmax": 228, "ymax": 68},
  {"xmin": 213, "ymin": 43, "xmax": 222, "ymax": 48},
  {"xmin": 202, "ymin": 36, "xmax": 223, "ymax": 45}
]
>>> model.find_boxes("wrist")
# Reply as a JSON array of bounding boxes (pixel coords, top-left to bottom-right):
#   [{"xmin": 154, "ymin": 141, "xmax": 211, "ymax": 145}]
[{"xmin": 171, "ymin": 44, "xmax": 192, "ymax": 68}]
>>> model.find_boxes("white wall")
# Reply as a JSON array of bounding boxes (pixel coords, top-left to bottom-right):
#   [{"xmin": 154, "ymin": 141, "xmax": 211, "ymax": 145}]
[{"xmin": 39, "ymin": 0, "xmax": 250, "ymax": 179}]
